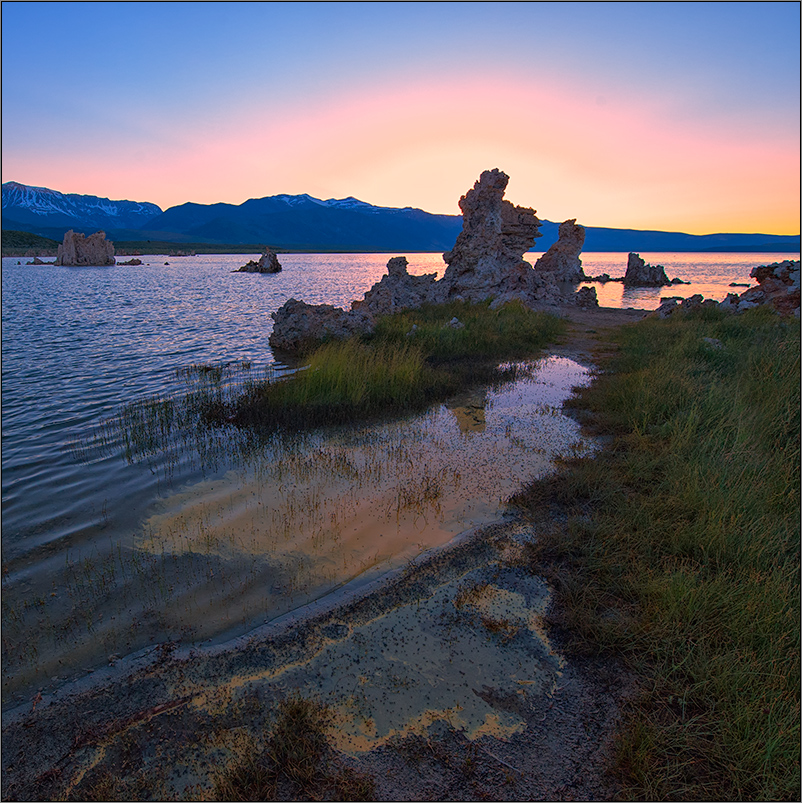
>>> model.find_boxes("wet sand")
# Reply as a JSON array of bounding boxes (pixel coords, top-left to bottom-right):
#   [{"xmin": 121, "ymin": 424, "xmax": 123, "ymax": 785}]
[{"xmin": 1, "ymin": 306, "xmax": 643, "ymax": 801}]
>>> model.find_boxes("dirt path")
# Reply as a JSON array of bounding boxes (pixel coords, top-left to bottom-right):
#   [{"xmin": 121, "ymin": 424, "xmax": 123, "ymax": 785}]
[{"xmin": 1, "ymin": 305, "xmax": 646, "ymax": 802}]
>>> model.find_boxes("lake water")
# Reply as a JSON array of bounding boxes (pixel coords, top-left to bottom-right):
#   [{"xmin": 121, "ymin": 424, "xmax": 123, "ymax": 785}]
[{"xmin": 1, "ymin": 250, "xmax": 796, "ymax": 707}]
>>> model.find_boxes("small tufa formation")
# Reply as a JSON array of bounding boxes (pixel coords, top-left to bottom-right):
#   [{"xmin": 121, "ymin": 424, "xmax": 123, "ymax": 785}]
[
  {"xmin": 533, "ymin": 219, "xmax": 586, "ymax": 282},
  {"xmin": 352, "ymin": 256, "xmax": 440, "ymax": 316},
  {"xmin": 269, "ymin": 299, "xmax": 372, "ymax": 354},
  {"xmin": 440, "ymin": 168, "xmax": 542, "ymax": 301},
  {"xmin": 651, "ymin": 260, "xmax": 800, "ymax": 319},
  {"xmin": 623, "ymin": 253, "xmax": 670, "ymax": 287},
  {"xmin": 54, "ymin": 230, "xmax": 115, "ymax": 266},
  {"xmin": 118, "ymin": 257, "xmax": 143, "ymax": 266},
  {"xmin": 236, "ymin": 248, "xmax": 282, "ymax": 274},
  {"xmin": 740, "ymin": 259, "xmax": 801, "ymax": 316}
]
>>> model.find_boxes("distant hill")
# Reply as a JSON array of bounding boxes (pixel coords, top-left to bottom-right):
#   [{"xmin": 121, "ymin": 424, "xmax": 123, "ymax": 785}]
[{"xmin": 3, "ymin": 181, "xmax": 799, "ymax": 254}]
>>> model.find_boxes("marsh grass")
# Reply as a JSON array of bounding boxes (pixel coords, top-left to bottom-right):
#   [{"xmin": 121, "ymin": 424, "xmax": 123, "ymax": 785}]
[
  {"xmin": 510, "ymin": 306, "xmax": 800, "ymax": 800},
  {"xmin": 77, "ymin": 300, "xmax": 564, "ymax": 463},
  {"xmin": 234, "ymin": 300, "xmax": 564, "ymax": 428}
]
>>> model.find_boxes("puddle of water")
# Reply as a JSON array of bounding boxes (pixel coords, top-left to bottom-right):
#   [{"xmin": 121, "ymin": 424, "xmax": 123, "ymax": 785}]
[
  {"xmin": 1, "ymin": 356, "xmax": 593, "ymax": 705},
  {"xmin": 141, "ymin": 356, "xmax": 594, "ymax": 639}
]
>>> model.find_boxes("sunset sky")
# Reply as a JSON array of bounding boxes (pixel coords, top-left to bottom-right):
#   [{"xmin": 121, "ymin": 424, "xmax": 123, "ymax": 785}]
[{"xmin": 2, "ymin": 1, "xmax": 799, "ymax": 234}]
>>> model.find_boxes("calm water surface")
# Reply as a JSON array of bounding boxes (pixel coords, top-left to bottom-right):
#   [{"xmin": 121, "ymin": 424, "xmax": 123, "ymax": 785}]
[{"xmin": 1, "ymin": 250, "xmax": 796, "ymax": 706}]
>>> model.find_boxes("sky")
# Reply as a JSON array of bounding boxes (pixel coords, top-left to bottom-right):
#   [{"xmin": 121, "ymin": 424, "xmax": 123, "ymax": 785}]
[{"xmin": 2, "ymin": 1, "xmax": 799, "ymax": 234}]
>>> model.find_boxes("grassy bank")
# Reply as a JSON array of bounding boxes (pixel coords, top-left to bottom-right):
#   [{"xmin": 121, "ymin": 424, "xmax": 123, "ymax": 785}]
[
  {"xmin": 1, "ymin": 230, "xmax": 60, "ymax": 256},
  {"xmin": 234, "ymin": 300, "xmax": 565, "ymax": 429},
  {"xmin": 512, "ymin": 306, "xmax": 800, "ymax": 800},
  {"xmin": 98, "ymin": 301, "xmax": 565, "ymax": 452}
]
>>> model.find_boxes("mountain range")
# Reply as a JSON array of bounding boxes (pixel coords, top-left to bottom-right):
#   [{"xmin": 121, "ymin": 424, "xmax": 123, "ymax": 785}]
[{"xmin": 2, "ymin": 181, "xmax": 799, "ymax": 253}]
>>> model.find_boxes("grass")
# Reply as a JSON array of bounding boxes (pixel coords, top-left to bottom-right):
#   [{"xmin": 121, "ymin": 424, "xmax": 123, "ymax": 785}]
[
  {"xmin": 234, "ymin": 299, "xmax": 565, "ymax": 428},
  {"xmin": 212, "ymin": 693, "xmax": 375, "ymax": 801},
  {"xmin": 510, "ymin": 305, "xmax": 800, "ymax": 800},
  {"xmin": 83, "ymin": 300, "xmax": 564, "ymax": 448}
]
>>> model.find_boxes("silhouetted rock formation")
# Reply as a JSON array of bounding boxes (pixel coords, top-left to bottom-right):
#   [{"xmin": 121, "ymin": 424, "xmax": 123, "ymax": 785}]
[
  {"xmin": 54, "ymin": 230, "xmax": 115, "ymax": 266},
  {"xmin": 533, "ymin": 219, "xmax": 586, "ymax": 282},
  {"xmin": 623, "ymin": 253, "xmax": 670, "ymax": 287},
  {"xmin": 235, "ymin": 248, "xmax": 282, "ymax": 273},
  {"xmin": 119, "ymin": 258, "xmax": 143, "ymax": 266},
  {"xmin": 440, "ymin": 168, "xmax": 542, "ymax": 302}
]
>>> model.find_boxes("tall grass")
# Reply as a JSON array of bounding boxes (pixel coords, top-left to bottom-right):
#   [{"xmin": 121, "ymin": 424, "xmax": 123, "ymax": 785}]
[
  {"xmin": 120, "ymin": 300, "xmax": 563, "ymax": 433},
  {"xmin": 512, "ymin": 306, "xmax": 800, "ymax": 800},
  {"xmin": 238, "ymin": 299, "xmax": 564, "ymax": 425},
  {"xmin": 233, "ymin": 339, "xmax": 450, "ymax": 428},
  {"xmin": 371, "ymin": 299, "xmax": 565, "ymax": 363}
]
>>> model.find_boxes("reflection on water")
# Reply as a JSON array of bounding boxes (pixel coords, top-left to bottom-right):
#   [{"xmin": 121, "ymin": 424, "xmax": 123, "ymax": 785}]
[
  {"xmin": 525, "ymin": 251, "xmax": 799, "ymax": 310},
  {"xmin": 0, "ymin": 356, "xmax": 592, "ymax": 706},
  {"xmin": 4, "ymin": 249, "xmax": 795, "ymax": 709}
]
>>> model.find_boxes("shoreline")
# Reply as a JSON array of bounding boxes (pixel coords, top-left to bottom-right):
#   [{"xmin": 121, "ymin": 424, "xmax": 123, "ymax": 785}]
[{"xmin": 1, "ymin": 305, "xmax": 645, "ymax": 801}]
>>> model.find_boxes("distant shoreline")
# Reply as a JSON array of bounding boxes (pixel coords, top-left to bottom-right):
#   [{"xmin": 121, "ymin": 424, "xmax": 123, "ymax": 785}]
[{"xmin": 3, "ymin": 243, "xmax": 800, "ymax": 259}]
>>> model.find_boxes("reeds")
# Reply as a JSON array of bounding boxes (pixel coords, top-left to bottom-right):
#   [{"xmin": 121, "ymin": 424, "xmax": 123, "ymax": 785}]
[{"xmin": 512, "ymin": 305, "xmax": 800, "ymax": 800}]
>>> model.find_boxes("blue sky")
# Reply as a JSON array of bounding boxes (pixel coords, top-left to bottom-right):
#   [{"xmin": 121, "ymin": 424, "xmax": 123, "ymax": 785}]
[{"xmin": 2, "ymin": 1, "xmax": 799, "ymax": 232}]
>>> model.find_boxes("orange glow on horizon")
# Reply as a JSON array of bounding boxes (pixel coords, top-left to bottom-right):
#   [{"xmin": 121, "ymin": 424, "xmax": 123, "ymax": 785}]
[{"xmin": 6, "ymin": 72, "xmax": 799, "ymax": 236}]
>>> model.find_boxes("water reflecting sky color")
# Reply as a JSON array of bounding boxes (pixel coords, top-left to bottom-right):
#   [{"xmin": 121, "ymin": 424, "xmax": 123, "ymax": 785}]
[{"xmin": 1, "ymin": 251, "xmax": 796, "ymax": 707}]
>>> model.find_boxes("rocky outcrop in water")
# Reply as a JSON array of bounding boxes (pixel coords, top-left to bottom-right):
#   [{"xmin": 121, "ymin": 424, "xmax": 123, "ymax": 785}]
[
  {"xmin": 270, "ymin": 169, "xmax": 598, "ymax": 352},
  {"xmin": 235, "ymin": 248, "xmax": 282, "ymax": 274},
  {"xmin": 119, "ymin": 258, "xmax": 143, "ymax": 266},
  {"xmin": 269, "ymin": 299, "xmax": 373, "ymax": 353},
  {"xmin": 651, "ymin": 259, "xmax": 800, "ymax": 319},
  {"xmin": 740, "ymin": 259, "xmax": 801, "ymax": 316},
  {"xmin": 54, "ymin": 230, "xmax": 115, "ymax": 266},
  {"xmin": 533, "ymin": 219, "xmax": 586, "ymax": 282},
  {"xmin": 351, "ymin": 257, "xmax": 440, "ymax": 316},
  {"xmin": 623, "ymin": 253, "xmax": 670, "ymax": 287},
  {"xmin": 440, "ymin": 169, "xmax": 542, "ymax": 302}
]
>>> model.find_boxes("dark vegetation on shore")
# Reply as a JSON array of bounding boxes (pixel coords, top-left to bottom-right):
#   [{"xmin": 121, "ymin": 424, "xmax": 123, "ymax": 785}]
[
  {"xmin": 511, "ymin": 305, "xmax": 800, "ymax": 800},
  {"xmin": 1, "ymin": 229, "xmax": 60, "ymax": 256},
  {"xmin": 113, "ymin": 240, "xmax": 290, "ymax": 256},
  {"xmin": 212, "ymin": 694, "xmax": 375, "ymax": 801}
]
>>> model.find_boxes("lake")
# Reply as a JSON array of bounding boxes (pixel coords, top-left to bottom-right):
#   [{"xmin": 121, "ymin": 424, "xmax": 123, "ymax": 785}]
[{"xmin": 1, "ymin": 250, "xmax": 796, "ymax": 707}]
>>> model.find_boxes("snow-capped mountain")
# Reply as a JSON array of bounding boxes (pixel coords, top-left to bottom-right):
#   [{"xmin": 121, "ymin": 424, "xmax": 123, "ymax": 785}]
[
  {"xmin": 3, "ymin": 181, "xmax": 798, "ymax": 253},
  {"xmin": 2, "ymin": 181, "xmax": 162, "ymax": 231},
  {"xmin": 271, "ymin": 193, "xmax": 411, "ymax": 214}
]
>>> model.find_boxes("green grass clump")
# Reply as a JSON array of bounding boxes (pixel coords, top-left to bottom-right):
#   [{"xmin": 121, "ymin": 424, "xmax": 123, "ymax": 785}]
[
  {"xmin": 83, "ymin": 300, "xmax": 564, "ymax": 463},
  {"xmin": 371, "ymin": 298, "xmax": 565, "ymax": 363},
  {"xmin": 233, "ymin": 299, "xmax": 565, "ymax": 428},
  {"xmin": 512, "ymin": 306, "xmax": 800, "ymax": 800},
  {"xmin": 234, "ymin": 339, "xmax": 449, "ymax": 428}
]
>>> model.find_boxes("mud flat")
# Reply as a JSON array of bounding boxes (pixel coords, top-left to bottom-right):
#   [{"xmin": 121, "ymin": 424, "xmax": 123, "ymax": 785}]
[
  {"xmin": 1, "ymin": 307, "xmax": 644, "ymax": 801},
  {"xmin": 1, "ymin": 518, "xmax": 637, "ymax": 801}
]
